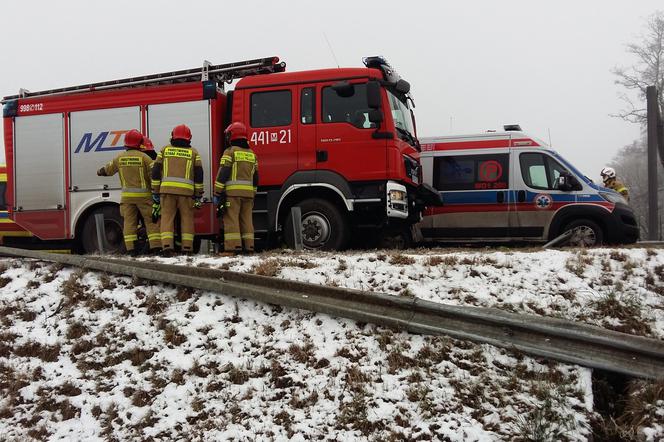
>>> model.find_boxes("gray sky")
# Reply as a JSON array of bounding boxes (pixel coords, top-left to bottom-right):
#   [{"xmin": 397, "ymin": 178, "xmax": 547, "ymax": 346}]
[{"xmin": 1, "ymin": 1, "xmax": 660, "ymax": 182}]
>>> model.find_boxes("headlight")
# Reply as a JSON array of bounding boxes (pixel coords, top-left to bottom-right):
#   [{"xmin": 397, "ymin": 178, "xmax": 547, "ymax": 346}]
[
  {"xmin": 389, "ymin": 189, "xmax": 406, "ymax": 202},
  {"xmin": 599, "ymin": 191, "xmax": 627, "ymax": 204}
]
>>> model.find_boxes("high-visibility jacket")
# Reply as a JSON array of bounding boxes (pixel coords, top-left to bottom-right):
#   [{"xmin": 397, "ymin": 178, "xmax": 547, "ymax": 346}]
[
  {"xmin": 99, "ymin": 149, "xmax": 153, "ymax": 203},
  {"xmin": 151, "ymin": 145, "xmax": 204, "ymax": 197},
  {"xmin": 606, "ymin": 179, "xmax": 629, "ymax": 201},
  {"xmin": 214, "ymin": 144, "xmax": 259, "ymax": 198}
]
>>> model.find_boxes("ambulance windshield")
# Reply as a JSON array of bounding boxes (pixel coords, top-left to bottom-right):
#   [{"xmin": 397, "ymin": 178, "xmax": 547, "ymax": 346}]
[{"xmin": 387, "ymin": 90, "xmax": 416, "ymax": 145}]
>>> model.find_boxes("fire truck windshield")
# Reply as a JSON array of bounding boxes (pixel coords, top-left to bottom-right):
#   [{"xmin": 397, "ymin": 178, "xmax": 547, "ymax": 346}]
[{"xmin": 387, "ymin": 90, "xmax": 416, "ymax": 146}]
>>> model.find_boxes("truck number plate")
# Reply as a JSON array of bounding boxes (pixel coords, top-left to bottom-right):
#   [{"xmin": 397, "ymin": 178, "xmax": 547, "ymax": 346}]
[
  {"xmin": 19, "ymin": 103, "xmax": 44, "ymax": 113},
  {"xmin": 250, "ymin": 129, "xmax": 292, "ymax": 146}
]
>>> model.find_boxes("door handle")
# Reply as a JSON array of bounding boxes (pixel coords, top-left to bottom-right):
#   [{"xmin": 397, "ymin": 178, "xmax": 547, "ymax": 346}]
[
  {"xmin": 316, "ymin": 150, "xmax": 328, "ymax": 162},
  {"xmin": 517, "ymin": 190, "xmax": 526, "ymax": 203},
  {"xmin": 497, "ymin": 191, "xmax": 505, "ymax": 204}
]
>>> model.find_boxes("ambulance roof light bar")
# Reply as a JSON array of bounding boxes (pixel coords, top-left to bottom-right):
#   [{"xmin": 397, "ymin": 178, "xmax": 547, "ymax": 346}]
[{"xmin": 2, "ymin": 56, "xmax": 286, "ymax": 103}]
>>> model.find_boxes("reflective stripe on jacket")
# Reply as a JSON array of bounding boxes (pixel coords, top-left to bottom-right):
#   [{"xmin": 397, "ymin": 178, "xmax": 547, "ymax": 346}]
[
  {"xmin": 214, "ymin": 144, "xmax": 259, "ymax": 198},
  {"xmin": 151, "ymin": 145, "xmax": 204, "ymax": 197},
  {"xmin": 100, "ymin": 149, "xmax": 153, "ymax": 203}
]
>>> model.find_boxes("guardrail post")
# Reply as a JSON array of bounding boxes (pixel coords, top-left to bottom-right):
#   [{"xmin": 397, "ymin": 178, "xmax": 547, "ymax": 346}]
[
  {"xmin": 290, "ymin": 206, "xmax": 303, "ymax": 251},
  {"xmin": 94, "ymin": 213, "xmax": 107, "ymax": 254}
]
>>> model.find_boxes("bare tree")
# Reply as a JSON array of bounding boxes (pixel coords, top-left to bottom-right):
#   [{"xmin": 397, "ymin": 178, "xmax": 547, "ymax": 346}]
[
  {"xmin": 609, "ymin": 137, "xmax": 664, "ymax": 238},
  {"xmin": 612, "ymin": 10, "xmax": 664, "ymax": 124}
]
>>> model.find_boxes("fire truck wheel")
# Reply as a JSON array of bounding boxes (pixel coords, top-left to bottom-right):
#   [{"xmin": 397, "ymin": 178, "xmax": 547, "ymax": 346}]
[
  {"xmin": 80, "ymin": 206, "xmax": 125, "ymax": 254},
  {"xmin": 563, "ymin": 219, "xmax": 604, "ymax": 248},
  {"xmin": 284, "ymin": 198, "xmax": 349, "ymax": 250}
]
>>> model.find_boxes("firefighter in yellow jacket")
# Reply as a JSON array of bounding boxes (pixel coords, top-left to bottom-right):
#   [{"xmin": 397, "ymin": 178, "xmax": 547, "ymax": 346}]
[
  {"xmin": 601, "ymin": 167, "xmax": 629, "ymax": 201},
  {"xmin": 214, "ymin": 122, "xmax": 258, "ymax": 253},
  {"xmin": 151, "ymin": 124, "xmax": 204, "ymax": 254},
  {"xmin": 97, "ymin": 129, "xmax": 161, "ymax": 254}
]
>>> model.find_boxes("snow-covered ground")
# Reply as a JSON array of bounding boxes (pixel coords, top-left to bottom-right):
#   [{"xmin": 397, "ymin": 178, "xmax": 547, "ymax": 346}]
[{"xmin": 0, "ymin": 246, "xmax": 662, "ymax": 440}]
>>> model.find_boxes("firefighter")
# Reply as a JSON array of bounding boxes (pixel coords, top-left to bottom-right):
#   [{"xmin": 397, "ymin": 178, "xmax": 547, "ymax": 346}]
[
  {"xmin": 151, "ymin": 124, "xmax": 204, "ymax": 254},
  {"xmin": 214, "ymin": 122, "xmax": 259, "ymax": 253},
  {"xmin": 141, "ymin": 137, "xmax": 158, "ymax": 161},
  {"xmin": 600, "ymin": 167, "xmax": 629, "ymax": 201},
  {"xmin": 97, "ymin": 129, "xmax": 161, "ymax": 254}
]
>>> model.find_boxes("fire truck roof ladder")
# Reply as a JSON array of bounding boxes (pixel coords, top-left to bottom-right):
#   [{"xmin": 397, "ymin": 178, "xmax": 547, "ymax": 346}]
[{"xmin": 1, "ymin": 56, "xmax": 286, "ymax": 103}]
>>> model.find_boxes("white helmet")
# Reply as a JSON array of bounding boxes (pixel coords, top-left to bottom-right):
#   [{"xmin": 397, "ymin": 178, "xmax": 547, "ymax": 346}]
[{"xmin": 600, "ymin": 167, "xmax": 616, "ymax": 181}]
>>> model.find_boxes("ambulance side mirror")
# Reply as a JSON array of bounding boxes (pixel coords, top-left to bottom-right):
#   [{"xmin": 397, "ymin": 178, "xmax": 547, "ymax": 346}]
[{"xmin": 557, "ymin": 172, "xmax": 582, "ymax": 191}]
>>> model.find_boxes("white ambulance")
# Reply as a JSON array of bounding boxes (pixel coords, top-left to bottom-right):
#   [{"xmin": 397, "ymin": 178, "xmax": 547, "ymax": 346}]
[{"xmin": 416, "ymin": 127, "xmax": 639, "ymax": 246}]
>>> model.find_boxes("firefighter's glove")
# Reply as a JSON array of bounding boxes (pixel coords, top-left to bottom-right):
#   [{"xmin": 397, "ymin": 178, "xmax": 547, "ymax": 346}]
[
  {"xmin": 215, "ymin": 194, "xmax": 227, "ymax": 218},
  {"xmin": 151, "ymin": 202, "xmax": 161, "ymax": 223},
  {"xmin": 97, "ymin": 167, "xmax": 106, "ymax": 176},
  {"xmin": 193, "ymin": 197, "xmax": 202, "ymax": 210},
  {"xmin": 152, "ymin": 193, "xmax": 160, "ymax": 204}
]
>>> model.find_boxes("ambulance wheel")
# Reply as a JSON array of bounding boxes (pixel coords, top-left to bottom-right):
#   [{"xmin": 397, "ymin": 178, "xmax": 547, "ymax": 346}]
[
  {"xmin": 80, "ymin": 206, "xmax": 125, "ymax": 255},
  {"xmin": 564, "ymin": 219, "xmax": 604, "ymax": 247},
  {"xmin": 284, "ymin": 198, "xmax": 349, "ymax": 250}
]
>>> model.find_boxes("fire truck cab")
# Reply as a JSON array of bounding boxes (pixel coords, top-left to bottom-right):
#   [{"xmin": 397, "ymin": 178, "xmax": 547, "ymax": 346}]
[
  {"xmin": 2, "ymin": 56, "xmax": 438, "ymax": 252},
  {"xmin": 417, "ymin": 128, "xmax": 639, "ymax": 246}
]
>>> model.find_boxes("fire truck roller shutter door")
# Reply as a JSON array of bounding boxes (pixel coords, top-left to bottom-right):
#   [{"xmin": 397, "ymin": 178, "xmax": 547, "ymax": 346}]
[{"xmin": 14, "ymin": 113, "xmax": 65, "ymax": 211}]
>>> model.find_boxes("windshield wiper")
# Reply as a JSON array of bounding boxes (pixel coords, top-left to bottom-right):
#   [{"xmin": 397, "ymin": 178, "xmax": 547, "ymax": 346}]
[{"xmin": 395, "ymin": 126, "xmax": 417, "ymax": 147}]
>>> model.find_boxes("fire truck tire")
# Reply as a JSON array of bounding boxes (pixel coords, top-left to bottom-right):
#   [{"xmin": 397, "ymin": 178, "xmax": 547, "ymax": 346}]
[
  {"xmin": 563, "ymin": 219, "xmax": 604, "ymax": 247},
  {"xmin": 284, "ymin": 198, "xmax": 349, "ymax": 250},
  {"xmin": 80, "ymin": 206, "xmax": 126, "ymax": 254}
]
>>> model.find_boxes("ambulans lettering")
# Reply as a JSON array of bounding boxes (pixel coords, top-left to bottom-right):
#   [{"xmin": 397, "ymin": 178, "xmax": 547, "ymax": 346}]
[
  {"xmin": 74, "ymin": 130, "xmax": 128, "ymax": 153},
  {"xmin": 250, "ymin": 129, "xmax": 291, "ymax": 146}
]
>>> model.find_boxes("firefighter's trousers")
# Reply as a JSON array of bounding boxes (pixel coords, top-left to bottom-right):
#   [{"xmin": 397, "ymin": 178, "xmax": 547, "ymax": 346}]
[
  {"xmin": 222, "ymin": 196, "xmax": 254, "ymax": 252},
  {"xmin": 160, "ymin": 194, "xmax": 195, "ymax": 252},
  {"xmin": 120, "ymin": 200, "xmax": 161, "ymax": 251}
]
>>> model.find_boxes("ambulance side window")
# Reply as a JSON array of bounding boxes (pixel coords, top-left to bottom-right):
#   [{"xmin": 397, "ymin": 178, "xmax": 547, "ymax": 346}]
[
  {"xmin": 433, "ymin": 154, "xmax": 509, "ymax": 191},
  {"xmin": 520, "ymin": 153, "xmax": 569, "ymax": 190},
  {"xmin": 250, "ymin": 90, "xmax": 292, "ymax": 128}
]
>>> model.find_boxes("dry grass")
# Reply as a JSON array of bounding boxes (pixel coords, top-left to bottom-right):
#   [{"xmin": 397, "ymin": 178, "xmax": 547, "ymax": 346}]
[
  {"xmin": 66, "ymin": 321, "xmax": 89, "ymax": 340},
  {"xmin": 389, "ymin": 254, "xmax": 415, "ymax": 265},
  {"xmin": 14, "ymin": 341, "xmax": 61, "ymax": 362},
  {"xmin": 591, "ymin": 292, "xmax": 651, "ymax": 336},
  {"xmin": 251, "ymin": 259, "xmax": 281, "ymax": 277}
]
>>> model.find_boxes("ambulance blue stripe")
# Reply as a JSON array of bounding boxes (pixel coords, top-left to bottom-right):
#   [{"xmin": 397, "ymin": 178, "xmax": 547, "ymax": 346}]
[{"xmin": 438, "ymin": 190, "xmax": 607, "ymax": 205}]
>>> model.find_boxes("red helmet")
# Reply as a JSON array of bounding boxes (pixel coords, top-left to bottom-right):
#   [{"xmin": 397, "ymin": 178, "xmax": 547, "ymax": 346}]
[
  {"xmin": 171, "ymin": 124, "xmax": 192, "ymax": 141},
  {"xmin": 224, "ymin": 122, "xmax": 248, "ymax": 141},
  {"xmin": 124, "ymin": 129, "xmax": 144, "ymax": 149},
  {"xmin": 141, "ymin": 137, "xmax": 154, "ymax": 151}
]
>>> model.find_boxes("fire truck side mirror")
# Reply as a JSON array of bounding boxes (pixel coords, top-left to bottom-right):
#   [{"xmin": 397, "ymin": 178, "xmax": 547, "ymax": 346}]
[
  {"xmin": 368, "ymin": 109, "xmax": 383, "ymax": 124},
  {"xmin": 332, "ymin": 81, "xmax": 355, "ymax": 98},
  {"xmin": 395, "ymin": 79, "xmax": 410, "ymax": 94},
  {"xmin": 367, "ymin": 81, "xmax": 382, "ymax": 109}
]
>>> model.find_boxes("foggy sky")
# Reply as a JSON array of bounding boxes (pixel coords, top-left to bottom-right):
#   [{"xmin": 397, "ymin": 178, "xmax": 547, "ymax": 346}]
[{"xmin": 1, "ymin": 0, "xmax": 660, "ymax": 183}]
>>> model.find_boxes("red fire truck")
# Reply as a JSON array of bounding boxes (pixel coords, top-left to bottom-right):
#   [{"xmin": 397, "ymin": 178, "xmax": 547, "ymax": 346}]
[{"xmin": 2, "ymin": 56, "xmax": 439, "ymax": 252}]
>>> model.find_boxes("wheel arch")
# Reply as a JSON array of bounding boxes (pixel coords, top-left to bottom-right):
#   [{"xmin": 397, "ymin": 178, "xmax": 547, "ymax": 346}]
[
  {"xmin": 547, "ymin": 204, "xmax": 611, "ymax": 240},
  {"xmin": 276, "ymin": 185, "xmax": 350, "ymax": 231},
  {"xmin": 74, "ymin": 201, "xmax": 120, "ymax": 239},
  {"xmin": 273, "ymin": 170, "xmax": 355, "ymax": 231}
]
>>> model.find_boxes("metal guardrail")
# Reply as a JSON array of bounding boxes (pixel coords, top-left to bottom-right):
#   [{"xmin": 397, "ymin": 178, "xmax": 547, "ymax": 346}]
[{"xmin": 0, "ymin": 246, "xmax": 663, "ymax": 379}]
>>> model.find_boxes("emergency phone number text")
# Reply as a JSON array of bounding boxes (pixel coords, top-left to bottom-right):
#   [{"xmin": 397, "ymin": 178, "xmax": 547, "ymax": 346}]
[{"xmin": 19, "ymin": 103, "xmax": 44, "ymax": 113}]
